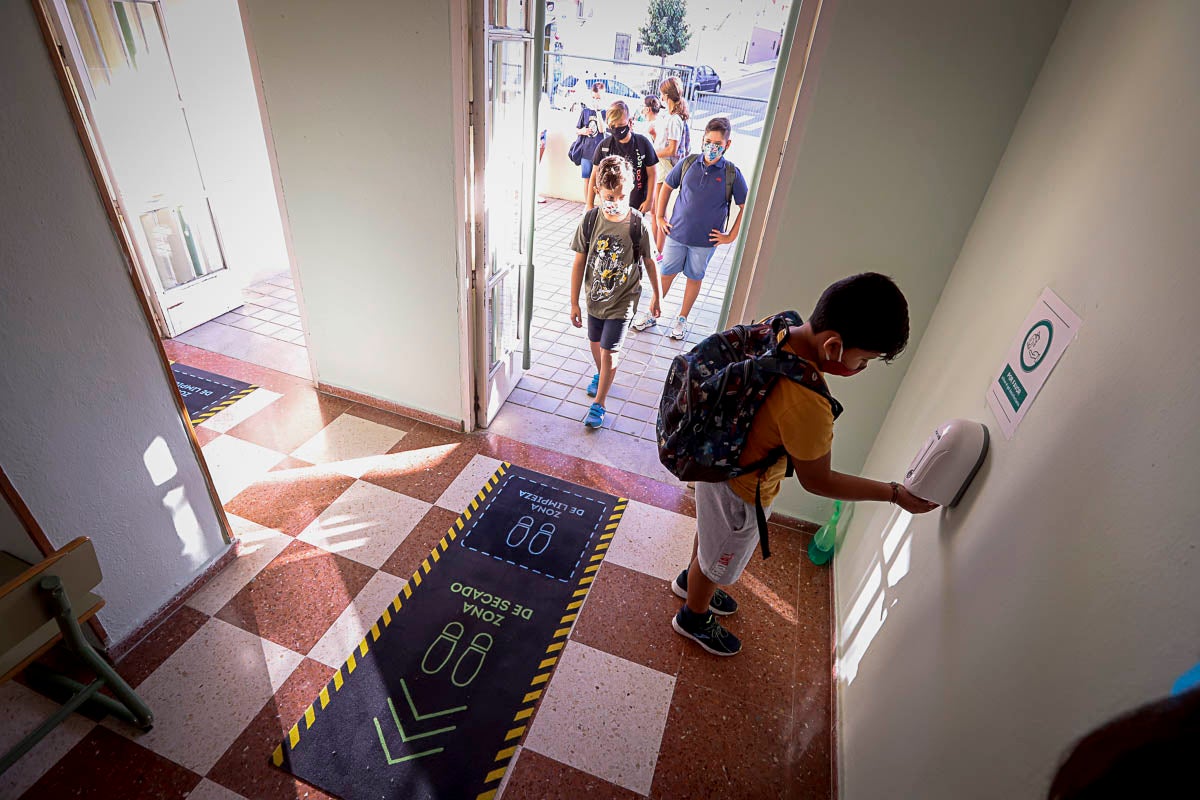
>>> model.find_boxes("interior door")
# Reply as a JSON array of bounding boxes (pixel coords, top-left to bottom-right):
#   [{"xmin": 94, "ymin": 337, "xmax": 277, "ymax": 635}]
[
  {"xmin": 473, "ymin": 0, "xmax": 543, "ymax": 427},
  {"xmin": 50, "ymin": 0, "xmax": 241, "ymax": 337}
]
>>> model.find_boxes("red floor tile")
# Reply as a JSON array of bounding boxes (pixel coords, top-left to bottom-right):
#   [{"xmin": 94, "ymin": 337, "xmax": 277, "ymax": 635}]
[
  {"xmin": 571, "ymin": 563, "xmax": 685, "ymax": 677},
  {"xmin": 359, "ymin": 423, "xmax": 483, "ymax": 504},
  {"xmin": 206, "ymin": 658, "xmax": 339, "ymax": 800},
  {"xmin": 379, "ymin": 506, "xmax": 462, "ymax": 581},
  {"xmin": 224, "ymin": 463, "xmax": 356, "ymax": 537},
  {"xmin": 650, "ymin": 679, "xmax": 795, "ymax": 800},
  {"xmin": 20, "ymin": 725, "xmax": 201, "ymax": 799},
  {"xmin": 115, "ymin": 605, "xmax": 210, "ymax": 688},
  {"xmin": 224, "ymin": 388, "xmax": 352, "ymax": 455},
  {"xmin": 503, "ymin": 748, "xmax": 643, "ymax": 800},
  {"xmin": 162, "ymin": 340, "xmax": 309, "ymax": 395},
  {"xmin": 192, "ymin": 426, "xmax": 221, "ymax": 446},
  {"xmin": 214, "ymin": 540, "xmax": 375, "ymax": 655}
]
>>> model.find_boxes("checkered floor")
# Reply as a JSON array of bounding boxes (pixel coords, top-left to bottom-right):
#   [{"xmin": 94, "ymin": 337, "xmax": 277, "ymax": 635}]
[
  {"xmin": 1, "ymin": 344, "xmax": 831, "ymax": 800},
  {"xmin": 507, "ymin": 199, "xmax": 735, "ymax": 440}
]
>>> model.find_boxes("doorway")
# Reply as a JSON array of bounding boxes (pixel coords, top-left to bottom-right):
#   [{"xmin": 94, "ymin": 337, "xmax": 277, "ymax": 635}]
[{"xmin": 45, "ymin": 0, "xmax": 304, "ymax": 379}]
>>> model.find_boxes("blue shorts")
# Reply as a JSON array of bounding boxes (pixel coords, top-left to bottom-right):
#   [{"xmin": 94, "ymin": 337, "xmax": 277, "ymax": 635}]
[
  {"xmin": 582, "ymin": 157, "xmax": 595, "ymax": 179},
  {"xmin": 587, "ymin": 315, "xmax": 628, "ymax": 352},
  {"xmin": 660, "ymin": 238, "xmax": 716, "ymax": 281}
]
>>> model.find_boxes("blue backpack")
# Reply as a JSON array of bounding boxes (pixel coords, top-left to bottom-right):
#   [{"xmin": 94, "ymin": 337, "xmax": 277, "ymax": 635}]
[{"xmin": 656, "ymin": 311, "xmax": 843, "ymax": 558}]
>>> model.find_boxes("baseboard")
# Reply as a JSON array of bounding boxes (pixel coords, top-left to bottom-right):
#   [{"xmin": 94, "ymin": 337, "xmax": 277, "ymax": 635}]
[
  {"xmin": 105, "ymin": 541, "xmax": 239, "ymax": 662},
  {"xmin": 829, "ymin": 558, "xmax": 840, "ymax": 799},
  {"xmin": 771, "ymin": 510, "xmax": 819, "ymax": 533},
  {"xmin": 317, "ymin": 382, "xmax": 464, "ymax": 432}
]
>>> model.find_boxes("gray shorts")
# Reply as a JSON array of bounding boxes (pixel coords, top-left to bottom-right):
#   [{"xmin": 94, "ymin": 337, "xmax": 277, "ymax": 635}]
[{"xmin": 695, "ymin": 480, "xmax": 770, "ymax": 585}]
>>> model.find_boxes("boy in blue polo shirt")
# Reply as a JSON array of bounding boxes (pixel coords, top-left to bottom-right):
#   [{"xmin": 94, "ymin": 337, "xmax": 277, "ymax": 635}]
[{"xmin": 646, "ymin": 117, "xmax": 748, "ymax": 339}]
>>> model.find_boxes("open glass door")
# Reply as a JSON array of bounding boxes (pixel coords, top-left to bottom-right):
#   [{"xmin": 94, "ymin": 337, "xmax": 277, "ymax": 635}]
[
  {"xmin": 473, "ymin": 0, "xmax": 543, "ymax": 427},
  {"xmin": 49, "ymin": 0, "xmax": 241, "ymax": 336}
]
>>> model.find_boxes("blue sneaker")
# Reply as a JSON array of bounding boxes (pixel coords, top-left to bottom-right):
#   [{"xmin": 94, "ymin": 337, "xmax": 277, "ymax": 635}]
[
  {"xmin": 586, "ymin": 373, "xmax": 599, "ymax": 397},
  {"xmin": 583, "ymin": 402, "xmax": 605, "ymax": 428}
]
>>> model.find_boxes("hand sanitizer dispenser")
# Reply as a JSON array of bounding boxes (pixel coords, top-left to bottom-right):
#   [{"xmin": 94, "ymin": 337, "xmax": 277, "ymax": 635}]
[{"xmin": 902, "ymin": 419, "xmax": 989, "ymax": 507}]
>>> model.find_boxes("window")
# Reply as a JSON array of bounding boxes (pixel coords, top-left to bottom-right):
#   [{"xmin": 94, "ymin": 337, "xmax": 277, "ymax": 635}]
[{"xmin": 614, "ymin": 32, "xmax": 631, "ymax": 62}]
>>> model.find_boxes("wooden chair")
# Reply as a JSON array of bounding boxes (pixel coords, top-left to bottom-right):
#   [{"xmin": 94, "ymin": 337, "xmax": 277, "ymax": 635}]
[{"xmin": 0, "ymin": 537, "xmax": 153, "ymax": 775}]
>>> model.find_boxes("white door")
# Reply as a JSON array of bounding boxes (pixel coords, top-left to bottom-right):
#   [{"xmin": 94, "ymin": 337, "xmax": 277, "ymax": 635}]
[
  {"xmin": 50, "ymin": 0, "xmax": 241, "ymax": 336},
  {"xmin": 473, "ymin": 0, "xmax": 543, "ymax": 427}
]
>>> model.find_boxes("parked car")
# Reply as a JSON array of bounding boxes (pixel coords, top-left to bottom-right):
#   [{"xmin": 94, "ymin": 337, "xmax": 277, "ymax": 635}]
[
  {"xmin": 553, "ymin": 76, "xmax": 643, "ymax": 113},
  {"xmin": 674, "ymin": 64, "xmax": 722, "ymax": 98}
]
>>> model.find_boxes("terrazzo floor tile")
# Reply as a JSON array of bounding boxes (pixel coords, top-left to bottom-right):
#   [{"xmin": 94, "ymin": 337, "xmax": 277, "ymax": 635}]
[
  {"xmin": 501, "ymin": 748, "xmax": 643, "ymax": 800},
  {"xmin": 224, "ymin": 389, "xmax": 352, "ymax": 454},
  {"xmin": 289, "ymin": 413, "xmax": 406, "ymax": 475},
  {"xmin": 199, "ymin": 435, "xmax": 286, "ymax": 503},
  {"xmin": 0, "ymin": 682, "xmax": 95, "ymax": 799},
  {"xmin": 650, "ymin": 679, "xmax": 792, "ymax": 800},
  {"xmin": 380, "ymin": 506, "xmax": 463, "ymax": 581},
  {"xmin": 206, "ymin": 658, "xmax": 337, "ymax": 800},
  {"xmin": 114, "ymin": 605, "xmax": 210, "ymax": 689},
  {"xmin": 185, "ymin": 521, "xmax": 292, "ymax": 615},
  {"xmin": 223, "ymin": 463, "xmax": 357, "ymax": 537},
  {"xmin": 104, "ymin": 617, "xmax": 302, "ymax": 774},
  {"xmin": 523, "ymin": 641, "xmax": 675, "ymax": 795},
  {"xmin": 571, "ymin": 562, "xmax": 685, "ymax": 676},
  {"xmin": 358, "ymin": 432, "xmax": 483, "ymax": 504},
  {"xmin": 433, "ymin": 454, "xmax": 506, "ymax": 512},
  {"xmin": 185, "ymin": 778, "xmax": 250, "ymax": 800},
  {"xmin": 199, "ymin": 387, "xmax": 284, "ymax": 433},
  {"xmin": 214, "ymin": 539, "xmax": 375, "ymax": 655},
  {"xmin": 295, "ymin": 479, "xmax": 431, "ymax": 568},
  {"xmin": 306, "ymin": 570, "xmax": 409, "ymax": 668},
  {"xmin": 602, "ymin": 500, "xmax": 697, "ymax": 583},
  {"xmin": 20, "ymin": 726, "xmax": 201, "ymax": 800}
]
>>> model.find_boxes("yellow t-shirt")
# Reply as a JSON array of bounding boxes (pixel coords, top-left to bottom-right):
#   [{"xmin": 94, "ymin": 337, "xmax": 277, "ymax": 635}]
[{"xmin": 729, "ymin": 360, "xmax": 835, "ymax": 506}]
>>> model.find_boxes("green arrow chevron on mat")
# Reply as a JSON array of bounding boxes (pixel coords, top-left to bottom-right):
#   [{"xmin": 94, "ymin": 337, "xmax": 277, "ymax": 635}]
[{"xmin": 373, "ymin": 678, "xmax": 468, "ymax": 765}]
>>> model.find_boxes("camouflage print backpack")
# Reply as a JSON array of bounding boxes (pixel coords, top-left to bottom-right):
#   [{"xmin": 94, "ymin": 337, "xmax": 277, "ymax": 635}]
[{"xmin": 656, "ymin": 311, "xmax": 843, "ymax": 557}]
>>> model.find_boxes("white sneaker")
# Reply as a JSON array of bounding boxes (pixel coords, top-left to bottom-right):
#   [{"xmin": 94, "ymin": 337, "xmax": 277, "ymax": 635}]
[
  {"xmin": 631, "ymin": 311, "xmax": 657, "ymax": 331},
  {"xmin": 669, "ymin": 315, "xmax": 687, "ymax": 340}
]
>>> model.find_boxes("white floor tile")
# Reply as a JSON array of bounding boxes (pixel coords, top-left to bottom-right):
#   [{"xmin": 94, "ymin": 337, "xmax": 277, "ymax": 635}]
[
  {"xmin": 0, "ymin": 682, "xmax": 95, "ymax": 799},
  {"xmin": 185, "ymin": 519, "xmax": 291, "ymax": 615},
  {"xmin": 199, "ymin": 436, "xmax": 286, "ymax": 504},
  {"xmin": 185, "ymin": 778, "xmax": 250, "ymax": 800},
  {"xmin": 306, "ymin": 571, "xmax": 409, "ymax": 669},
  {"xmin": 603, "ymin": 500, "xmax": 696, "ymax": 583},
  {"xmin": 290, "ymin": 414, "xmax": 406, "ymax": 476},
  {"xmin": 433, "ymin": 454, "xmax": 505, "ymax": 512},
  {"xmin": 296, "ymin": 480, "xmax": 431, "ymax": 569},
  {"xmin": 199, "ymin": 387, "xmax": 283, "ymax": 433},
  {"xmin": 523, "ymin": 641, "xmax": 675, "ymax": 795},
  {"xmin": 105, "ymin": 617, "xmax": 302, "ymax": 774}
]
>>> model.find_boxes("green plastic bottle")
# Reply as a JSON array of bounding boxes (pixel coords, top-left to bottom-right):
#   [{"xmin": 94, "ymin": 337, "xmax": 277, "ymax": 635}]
[{"xmin": 807, "ymin": 501, "xmax": 841, "ymax": 566}]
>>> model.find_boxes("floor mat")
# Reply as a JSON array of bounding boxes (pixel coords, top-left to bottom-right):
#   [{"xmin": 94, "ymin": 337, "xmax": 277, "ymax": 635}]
[
  {"xmin": 170, "ymin": 363, "xmax": 256, "ymax": 425},
  {"xmin": 273, "ymin": 462, "xmax": 627, "ymax": 800}
]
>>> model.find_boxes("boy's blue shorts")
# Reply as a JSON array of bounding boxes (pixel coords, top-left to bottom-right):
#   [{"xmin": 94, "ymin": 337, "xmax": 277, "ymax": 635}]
[{"xmin": 660, "ymin": 238, "xmax": 716, "ymax": 281}]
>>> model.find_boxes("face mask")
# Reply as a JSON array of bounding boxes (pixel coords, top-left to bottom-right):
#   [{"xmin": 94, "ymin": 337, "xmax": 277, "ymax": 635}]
[
  {"xmin": 610, "ymin": 124, "xmax": 631, "ymax": 139},
  {"xmin": 703, "ymin": 142, "xmax": 726, "ymax": 162},
  {"xmin": 601, "ymin": 198, "xmax": 629, "ymax": 217},
  {"xmin": 819, "ymin": 340, "xmax": 866, "ymax": 377}
]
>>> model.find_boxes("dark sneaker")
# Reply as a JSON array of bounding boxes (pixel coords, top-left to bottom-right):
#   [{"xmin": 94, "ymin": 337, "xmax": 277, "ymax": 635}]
[
  {"xmin": 672, "ymin": 568, "xmax": 738, "ymax": 616},
  {"xmin": 672, "ymin": 608, "xmax": 741, "ymax": 657}
]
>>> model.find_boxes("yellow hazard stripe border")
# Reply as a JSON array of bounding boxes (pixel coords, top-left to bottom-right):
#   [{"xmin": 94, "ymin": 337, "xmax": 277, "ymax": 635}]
[
  {"xmin": 188, "ymin": 384, "xmax": 259, "ymax": 425},
  {"xmin": 473, "ymin": 495, "xmax": 628, "ymax": 800},
  {"xmin": 272, "ymin": 461, "xmax": 513, "ymax": 769}
]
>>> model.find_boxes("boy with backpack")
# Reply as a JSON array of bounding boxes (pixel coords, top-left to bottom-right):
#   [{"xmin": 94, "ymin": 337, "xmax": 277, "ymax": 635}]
[
  {"xmin": 639, "ymin": 117, "xmax": 746, "ymax": 339},
  {"xmin": 569, "ymin": 156, "xmax": 662, "ymax": 429},
  {"xmin": 658, "ymin": 274, "xmax": 939, "ymax": 656},
  {"xmin": 586, "ymin": 102, "xmax": 659, "ymax": 214}
]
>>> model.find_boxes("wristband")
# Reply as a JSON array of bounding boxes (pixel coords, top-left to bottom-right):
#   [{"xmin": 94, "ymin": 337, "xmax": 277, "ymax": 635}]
[{"xmin": 889, "ymin": 481, "xmax": 900, "ymax": 504}]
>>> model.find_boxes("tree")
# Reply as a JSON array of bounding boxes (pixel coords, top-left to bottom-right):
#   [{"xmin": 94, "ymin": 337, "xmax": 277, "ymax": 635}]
[{"xmin": 638, "ymin": 0, "xmax": 692, "ymax": 66}]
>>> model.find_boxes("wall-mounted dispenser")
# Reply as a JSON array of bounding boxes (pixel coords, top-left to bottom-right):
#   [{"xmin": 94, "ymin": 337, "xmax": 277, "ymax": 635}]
[{"xmin": 902, "ymin": 419, "xmax": 990, "ymax": 507}]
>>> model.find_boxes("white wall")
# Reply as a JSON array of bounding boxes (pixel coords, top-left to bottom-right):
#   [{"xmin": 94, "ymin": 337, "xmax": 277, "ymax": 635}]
[
  {"xmin": 0, "ymin": 1, "xmax": 228, "ymax": 644},
  {"xmin": 0, "ymin": 497, "xmax": 42, "ymax": 566},
  {"xmin": 835, "ymin": 2, "xmax": 1200, "ymax": 797},
  {"xmin": 241, "ymin": 0, "xmax": 466, "ymax": 422},
  {"xmin": 162, "ymin": 0, "xmax": 290, "ymax": 287},
  {"xmin": 748, "ymin": 0, "xmax": 1069, "ymax": 521}
]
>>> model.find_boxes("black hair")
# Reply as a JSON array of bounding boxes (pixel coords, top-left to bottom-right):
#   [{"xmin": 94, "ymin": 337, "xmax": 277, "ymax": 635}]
[
  {"xmin": 705, "ymin": 116, "xmax": 732, "ymax": 139},
  {"xmin": 644, "ymin": 95, "xmax": 662, "ymax": 114},
  {"xmin": 810, "ymin": 273, "xmax": 909, "ymax": 361}
]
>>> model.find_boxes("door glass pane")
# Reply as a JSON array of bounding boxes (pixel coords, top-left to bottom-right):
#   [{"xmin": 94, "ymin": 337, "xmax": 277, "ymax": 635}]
[
  {"xmin": 66, "ymin": 0, "xmax": 225, "ymax": 291},
  {"xmin": 489, "ymin": 271, "xmax": 520, "ymax": 367},
  {"xmin": 487, "ymin": 39, "xmax": 528, "ymax": 276},
  {"xmin": 492, "ymin": 0, "xmax": 526, "ymax": 30}
]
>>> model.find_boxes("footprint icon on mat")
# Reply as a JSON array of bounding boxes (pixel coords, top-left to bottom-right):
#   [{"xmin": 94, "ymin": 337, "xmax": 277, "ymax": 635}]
[
  {"xmin": 507, "ymin": 515, "xmax": 535, "ymax": 548},
  {"xmin": 528, "ymin": 522, "xmax": 556, "ymax": 555},
  {"xmin": 421, "ymin": 621, "xmax": 464, "ymax": 675},
  {"xmin": 451, "ymin": 633, "xmax": 493, "ymax": 688}
]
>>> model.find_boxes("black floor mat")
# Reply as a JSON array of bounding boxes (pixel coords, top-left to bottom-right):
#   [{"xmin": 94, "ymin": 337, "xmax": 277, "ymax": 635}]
[{"xmin": 170, "ymin": 363, "xmax": 255, "ymax": 425}]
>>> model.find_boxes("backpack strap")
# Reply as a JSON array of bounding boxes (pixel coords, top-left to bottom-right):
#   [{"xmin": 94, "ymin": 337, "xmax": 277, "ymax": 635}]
[
  {"xmin": 582, "ymin": 207, "xmax": 601, "ymax": 255},
  {"xmin": 679, "ymin": 153, "xmax": 700, "ymax": 184},
  {"xmin": 628, "ymin": 209, "xmax": 642, "ymax": 263},
  {"xmin": 723, "ymin": 162, "xmax": 737, "ymax": 228}
]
